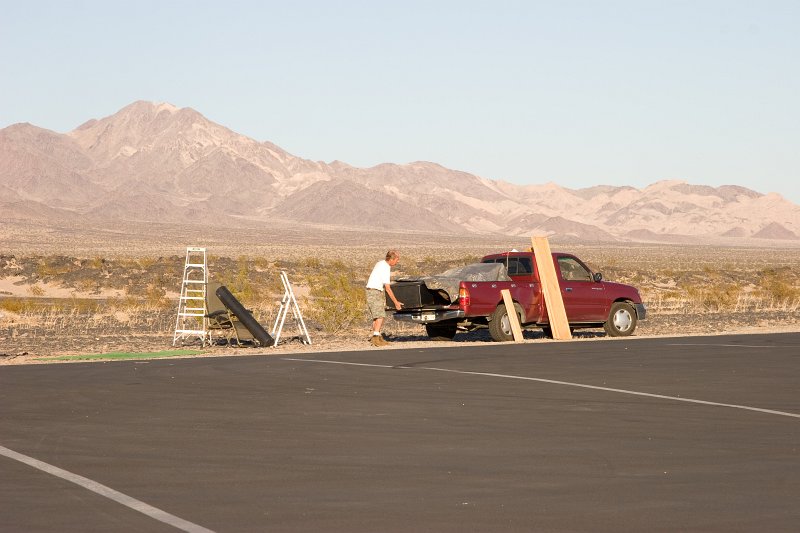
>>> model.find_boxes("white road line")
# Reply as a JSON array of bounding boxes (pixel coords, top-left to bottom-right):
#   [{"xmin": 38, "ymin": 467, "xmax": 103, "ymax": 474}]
[
  {"xmin": 666, "ymin": 343, "xmax": 780, "ymax": 348},
  {"xmin": 284, "ymin": 358, "xmax": 394, "ymax": 368},
  {"xmin": 282, "ymin": 358, "xmax": 800, "ymax": 420},
  {"xmin": 0, "ymin": 445, "xmax": 215, "ymax": 533}
]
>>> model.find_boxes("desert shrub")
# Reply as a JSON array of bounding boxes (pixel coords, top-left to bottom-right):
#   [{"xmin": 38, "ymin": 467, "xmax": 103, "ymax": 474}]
[
  {"xmin": 707, "ymin": 283, "xmax": 742, "ymax": 311},
  {"xmin": 301, "ymin": 257, "xmax": 322, "ymax": 271},
  {"xmin": 144, "ymin": 283, "xmax": 170, "ymax": 308},
  {"xmin": 306, "ymin": 270, "xmax": 365, "ymax": 334},
  {"xmin": 0, "ymin": 296, "xmax": 107, "ymax": 319},
  {"xmin": 66, "ymin": 297, "xmax": 102, "ymax": 314},
  {"xmin": 136, "ymin": 257, "xmax": 156, "ymax": 270},
  {"xmin": 74, "ymin": 278, "xmax": 102, "ymax": 294},
  {"xmin": 755, "ymin": 269, "xmax": 800, "ymax": 309},
  {"xmin": 104, "ymin": 295, "xmax": 142, "ymax": 311},
  {"xmin": 264, "ymin": 271, "xmax": 286, "ymax": 296},
  {"xmin": 252, "ymin": 256, "xmax": 272, "ymax": 271},
  {"xmin": 89, "ymin": 256, "xmax": 105, "ymax": 270},
  {"xmin": 682, "ymin": 282, "xmax": 741, "ymax": 312},
  {"xmin": 28, "ymin": 285, "xmax": 45, "ymax": 297},
  {"xmin": 0, "ymin": 298, "xmax": 31, "ymax": 313},
  {"xmin": 34, "ymin": 256, "xmax": 74, "ymax": 278},
  {"xmin": 216, "ymin": 256, "xmax": 260, "ymax": 304}
]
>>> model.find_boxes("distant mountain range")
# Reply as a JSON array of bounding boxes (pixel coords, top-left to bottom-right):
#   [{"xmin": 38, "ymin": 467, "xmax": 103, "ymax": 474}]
[{"xmin": 2, "ymin": 100, "xmax": 798, "ymax": 243}]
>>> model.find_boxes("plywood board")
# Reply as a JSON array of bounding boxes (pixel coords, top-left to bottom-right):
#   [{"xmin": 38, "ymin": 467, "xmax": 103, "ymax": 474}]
[
  {"xmin": 531, "ymin": 236, "xmax": 572, "ymax": 340},
  {"xmin": 500, "ymin": 289, "xmax": 524, "ymax": 342}
]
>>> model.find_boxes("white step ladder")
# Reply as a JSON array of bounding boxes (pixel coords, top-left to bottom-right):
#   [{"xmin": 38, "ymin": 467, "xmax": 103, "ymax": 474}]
[
  {"xmin": 173, "ymin": 247, "xmax": 209, "ymax": 346},
  {"xmin": 271, "ymin": 271, "xmax": 312, "ymax": 346}
]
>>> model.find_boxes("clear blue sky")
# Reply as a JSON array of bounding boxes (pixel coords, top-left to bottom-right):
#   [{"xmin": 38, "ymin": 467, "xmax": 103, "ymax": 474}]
[{"xmin": 2, "ymin": 1, "xmax": 798, "ymax": 203}]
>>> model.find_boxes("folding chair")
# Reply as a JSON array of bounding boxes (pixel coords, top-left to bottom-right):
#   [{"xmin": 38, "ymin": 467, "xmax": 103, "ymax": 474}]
[{"xmin": 205, "ymin": 281, "xmax": 255, "ymax": 346}]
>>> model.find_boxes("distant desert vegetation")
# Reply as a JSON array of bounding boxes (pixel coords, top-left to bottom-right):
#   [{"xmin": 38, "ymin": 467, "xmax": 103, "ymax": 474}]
[{"xmin": 1, "ymin": 225, "xmax": 799, "ymax": 361}]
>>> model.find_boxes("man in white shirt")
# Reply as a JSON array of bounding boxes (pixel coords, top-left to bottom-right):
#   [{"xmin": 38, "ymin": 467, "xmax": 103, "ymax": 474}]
[{"xmin": 365, "ymin": 250, "xmax": 403, "ymax": 346}]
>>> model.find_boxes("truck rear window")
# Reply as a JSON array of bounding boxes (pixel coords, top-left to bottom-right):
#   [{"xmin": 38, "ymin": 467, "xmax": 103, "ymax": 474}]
[{"xmin": 482, "ymin": 257, "xmax": 533, "ymax": 276}]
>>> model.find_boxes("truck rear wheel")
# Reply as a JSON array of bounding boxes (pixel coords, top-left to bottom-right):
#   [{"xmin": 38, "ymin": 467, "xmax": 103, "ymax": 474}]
[
  {"xmin": 488, "ymin": 304, "xmax": 519, "ymax": 342},
  {"xmin": 604, "ymin": 301, "xmax": 637, "ymax": 337},
  {"xmin": 425, "ymin": 323, "xmax": 457, "ymax": 340}
]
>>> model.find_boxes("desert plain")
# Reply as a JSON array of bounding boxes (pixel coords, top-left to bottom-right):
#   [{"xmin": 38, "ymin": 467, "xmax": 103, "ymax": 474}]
[{"xmin": 1, "ymin": 221, "xmax": 799, "ymax": 365}]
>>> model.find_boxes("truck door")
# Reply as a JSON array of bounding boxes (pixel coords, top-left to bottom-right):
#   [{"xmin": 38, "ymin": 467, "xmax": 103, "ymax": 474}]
[{"xmin": 556, "ymin": 255, "xmax": 605, "ymax": 322}]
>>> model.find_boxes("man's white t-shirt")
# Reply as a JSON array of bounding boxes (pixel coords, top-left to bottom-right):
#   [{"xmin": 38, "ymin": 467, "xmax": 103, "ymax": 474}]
[{"xmin": 366, "ymin": 260, "xmax": 391, "ymax": 291}]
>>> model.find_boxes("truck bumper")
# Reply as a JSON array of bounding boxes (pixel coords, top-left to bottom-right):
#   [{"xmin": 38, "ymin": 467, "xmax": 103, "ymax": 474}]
[
  {"xmin": 393, "ymin": 309, "xmax": 465, "ymax": 324},
  {"xmin": 635, "ymin": 303, "xmax": 647, "ymax": 320}
]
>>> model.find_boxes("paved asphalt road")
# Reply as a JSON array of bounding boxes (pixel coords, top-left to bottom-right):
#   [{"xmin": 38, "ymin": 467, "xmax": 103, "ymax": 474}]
[{"xmin": 1, "ymin": 333, "xmax": 799, "ymax": 532}]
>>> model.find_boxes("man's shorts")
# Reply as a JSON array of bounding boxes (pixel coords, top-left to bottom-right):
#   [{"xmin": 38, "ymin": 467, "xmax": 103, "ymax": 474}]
[{"xmin": 365, "ymin": 289, "xmax": 386, "ymax": 320}]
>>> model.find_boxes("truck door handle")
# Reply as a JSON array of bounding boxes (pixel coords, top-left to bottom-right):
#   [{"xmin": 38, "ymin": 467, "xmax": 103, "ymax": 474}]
[{"xmin": 565, "ymin": 287, "xmax": 573, "ymax": 292}]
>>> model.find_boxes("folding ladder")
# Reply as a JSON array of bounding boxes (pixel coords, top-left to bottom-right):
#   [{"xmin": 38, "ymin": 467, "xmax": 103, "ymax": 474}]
[
  {"xmin": 172, "ymin": 247, "xmax": 209, "ymax": 346},
  {"xmin": 271, "ymin": 271, "xmax": 312, "ymax": 345}
]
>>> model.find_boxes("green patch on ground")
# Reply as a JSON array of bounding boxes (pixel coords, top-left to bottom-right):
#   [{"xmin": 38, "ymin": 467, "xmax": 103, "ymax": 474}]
[{"xmin": 45, "ymin": 349, "xmax": 205, "ymax": 361}]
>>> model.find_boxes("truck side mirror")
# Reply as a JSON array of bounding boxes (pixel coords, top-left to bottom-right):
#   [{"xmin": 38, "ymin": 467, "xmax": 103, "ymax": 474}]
[{"xmin": 593, "ymin": 272, "xmax": 603, "ymax": 282}]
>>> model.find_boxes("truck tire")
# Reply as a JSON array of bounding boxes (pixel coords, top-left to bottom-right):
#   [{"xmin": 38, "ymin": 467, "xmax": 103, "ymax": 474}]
[
  {"xmin": 425, "ymin": 322, "xmax": 457, "ymax": 340},
  {"xmin": 604, "ymin": 301, "xmax": 637, "ymax": 337},
  {"xmin": 488, "ymin": 304, "xmax": 519, "ymax": 342}
]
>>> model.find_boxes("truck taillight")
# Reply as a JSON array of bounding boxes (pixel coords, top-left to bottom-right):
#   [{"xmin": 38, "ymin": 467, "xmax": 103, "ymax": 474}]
[{"xmin": 459, "ymin": 286, "xmax": 470, "ymax": 309}]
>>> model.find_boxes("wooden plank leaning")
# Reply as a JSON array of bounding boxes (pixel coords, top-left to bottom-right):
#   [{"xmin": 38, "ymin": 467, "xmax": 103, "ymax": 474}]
[
  {"xmin": 500, "ymin": 289, "xmax": 524, "ymax": 343},
  {"xmin": 531, "ymin": 236, "xmax": 572, "ymax": 340}
]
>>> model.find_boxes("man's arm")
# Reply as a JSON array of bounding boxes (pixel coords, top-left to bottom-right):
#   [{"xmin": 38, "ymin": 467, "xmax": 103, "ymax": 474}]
[{"xmin": 384, "ymin": 283, "xmax": 403, "ymax": 310}]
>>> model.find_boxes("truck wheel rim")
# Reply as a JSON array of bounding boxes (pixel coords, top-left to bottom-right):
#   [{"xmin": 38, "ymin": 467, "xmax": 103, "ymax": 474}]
[
  {"xmin": 501, "ymin": 315, "xmax": 512, "ymax": 335},
  {"xmin": 613, "ymin": 309, "xmax": 632, "ymax": 332}
]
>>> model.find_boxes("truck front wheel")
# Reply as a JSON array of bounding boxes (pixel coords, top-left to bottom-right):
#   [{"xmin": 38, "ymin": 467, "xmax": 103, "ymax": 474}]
[
  {"xmin": 488, "ymin": 304, "xmax": 519, "ymax": 342},
  {"xmin": 425, "ymin": 323, "xmax": 457, "ymax": 340},
  {"xmin": 604, "ymin": 301, "xmax": 637, "ymax": 337}
]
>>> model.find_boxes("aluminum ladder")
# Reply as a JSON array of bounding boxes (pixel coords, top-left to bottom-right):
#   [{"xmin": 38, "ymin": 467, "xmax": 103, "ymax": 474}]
[
  {"xmin": 271, "ymin": 271, "xmax": 312, "ymax": 346},
  {"xmin": 172, "ymin": 247, "xmax": 209, "ymax": 346}
]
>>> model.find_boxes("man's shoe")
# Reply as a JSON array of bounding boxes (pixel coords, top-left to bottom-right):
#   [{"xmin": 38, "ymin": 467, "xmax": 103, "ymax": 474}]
[{"xmin": 370, "ymin": 336, "xmax": 384, "ymax": 347}]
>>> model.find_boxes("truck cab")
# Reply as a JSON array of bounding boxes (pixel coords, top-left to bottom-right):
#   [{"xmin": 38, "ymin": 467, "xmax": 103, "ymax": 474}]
[{"xmin": 481, "ymin": 251, "xmax": 632, "ymax": 325}]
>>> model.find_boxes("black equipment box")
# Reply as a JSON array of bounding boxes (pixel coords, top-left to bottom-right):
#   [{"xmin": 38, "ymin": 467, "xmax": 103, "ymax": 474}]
[{"xmin": 386, "ymin": 281, "xmax": 438, "ymax": 309}]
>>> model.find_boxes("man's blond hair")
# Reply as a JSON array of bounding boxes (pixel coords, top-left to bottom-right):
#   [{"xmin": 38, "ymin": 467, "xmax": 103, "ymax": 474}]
[{"xmin": 386, "ymin": 250, "xmax": 399, "ymax": 261}]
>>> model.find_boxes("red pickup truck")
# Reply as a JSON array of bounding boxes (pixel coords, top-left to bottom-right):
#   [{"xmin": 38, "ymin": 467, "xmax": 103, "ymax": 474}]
[{"xmin": 391, "ymin": 250, "xmax": 646, "ymax": 341}]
